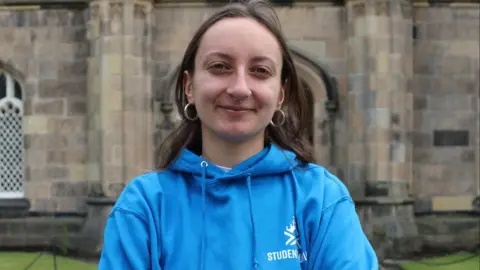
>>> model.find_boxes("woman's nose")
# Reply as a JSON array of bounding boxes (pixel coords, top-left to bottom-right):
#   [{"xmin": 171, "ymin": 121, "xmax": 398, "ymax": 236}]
[{"xmin": 226, "ymin": 71, "xmax": 251, "ymax": 101}]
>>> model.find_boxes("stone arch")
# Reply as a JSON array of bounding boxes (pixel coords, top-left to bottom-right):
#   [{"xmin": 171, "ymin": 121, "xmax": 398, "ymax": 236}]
[
  {"xmin": 288, "ymin": 44, "xmax": 339, "ymax": 113},
  {"xmin": 0, "ymin": 62, "xmax": 25, "ymax": 199},
  {"xmin": 289, "ymin": 45, "xmax": 339, "ymax": 167},
  {"xmin": 0, "ymin": 60, "xmax": 26, "ymax": 85}
]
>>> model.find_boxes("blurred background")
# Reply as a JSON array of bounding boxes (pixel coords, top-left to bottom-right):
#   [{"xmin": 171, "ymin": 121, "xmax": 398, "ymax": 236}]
[{"xmin": 0, "ymin": 0, "xmax": 479, "ymax": 269}]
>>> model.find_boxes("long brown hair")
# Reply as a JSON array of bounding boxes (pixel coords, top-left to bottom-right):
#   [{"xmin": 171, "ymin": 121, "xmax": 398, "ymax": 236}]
[{"xmin": 155, "ymin": 0, "xmax": 315, "ymax": 169}]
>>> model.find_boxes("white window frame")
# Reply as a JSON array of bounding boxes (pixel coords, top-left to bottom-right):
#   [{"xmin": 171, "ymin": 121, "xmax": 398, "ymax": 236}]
[{"xmin": 0, "ymin": 69, "xmax": 25, "ymax": 199}]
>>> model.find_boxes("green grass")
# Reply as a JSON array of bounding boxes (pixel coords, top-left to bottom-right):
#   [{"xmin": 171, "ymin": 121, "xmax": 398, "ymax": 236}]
[
  {"xmin": 0, "ymin": 252, "xmax": 98, "ymax": 270},
  {"xmin": 400, "ymin": 253, "xmax": 480, "ymax": 270},
  {"xmin": 2, "ymin": 251, "xmax": 477, "ymax": 270}
]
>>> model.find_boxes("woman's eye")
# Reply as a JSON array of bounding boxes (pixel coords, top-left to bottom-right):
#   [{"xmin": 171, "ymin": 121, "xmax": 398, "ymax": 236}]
[
  {"xmin": 251, "ymin": 67, "xmax": 270, "ymax": 77},
  {"xmin": 211, "ymin": 63, "xmax": 229, "ymax": 70}
]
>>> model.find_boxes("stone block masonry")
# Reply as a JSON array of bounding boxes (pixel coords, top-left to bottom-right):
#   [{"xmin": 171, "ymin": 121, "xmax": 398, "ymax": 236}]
[
  {"xmin": 0, "ymin": 216, "xmax": 85, "ymax": 252},
  {"xmin": 346, "ymin": 0, "xmax": 413, "ymax": 199},
  {"xmin": 412, "ymin": 6, "xmax": 480, "ymax": 213},
  {"xmin": 0, "ymin": 7, "xmax": 89, "ymax": 212},
  {"xmin": 345, "ymin": 0, "xmax": 419, "ymax": 259},
  {"xmin": 87, "ymin": 0, "xmax": 154, "ymax": 199}
]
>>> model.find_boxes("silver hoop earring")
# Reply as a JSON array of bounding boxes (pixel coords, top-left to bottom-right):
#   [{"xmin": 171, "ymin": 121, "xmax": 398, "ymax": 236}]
[
  {"xmin": 270, "ymin": 109, "xmax": 285, "ymax": 127},
  {"xmin": 184, "ymin": 103, "xmax": 198, "ymax": 121}
]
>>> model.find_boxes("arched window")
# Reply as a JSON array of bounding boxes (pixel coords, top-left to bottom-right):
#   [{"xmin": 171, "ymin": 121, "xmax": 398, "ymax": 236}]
[{"xmin": 0, "ymin": 69, "xmax": 24, "ymax": 199}]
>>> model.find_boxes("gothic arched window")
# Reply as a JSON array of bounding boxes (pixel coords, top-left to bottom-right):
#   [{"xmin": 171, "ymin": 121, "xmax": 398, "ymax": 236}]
[{"xmin": 0, "ymin": 69, "xmax": 24, "ymax": 198}]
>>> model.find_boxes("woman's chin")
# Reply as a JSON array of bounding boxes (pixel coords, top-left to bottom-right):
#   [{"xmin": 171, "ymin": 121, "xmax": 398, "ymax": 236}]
[{"xmin": 214, "ymin": 126, "xmax": 263, "ymax": 143}]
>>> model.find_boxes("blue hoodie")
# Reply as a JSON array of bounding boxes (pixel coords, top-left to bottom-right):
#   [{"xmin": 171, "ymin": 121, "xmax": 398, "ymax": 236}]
[{"xmin": 99, "ymin": 143, "xmax": 378, "ymax": 269}]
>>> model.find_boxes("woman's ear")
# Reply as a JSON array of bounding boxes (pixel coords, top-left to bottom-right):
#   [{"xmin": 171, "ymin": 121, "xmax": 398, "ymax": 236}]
[{"xmin": 184, "ymin": 71, "xmax": 194, "ymax": 104}]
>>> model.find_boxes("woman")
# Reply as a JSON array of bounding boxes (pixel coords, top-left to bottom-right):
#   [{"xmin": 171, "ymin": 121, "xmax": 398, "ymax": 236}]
[{"xmin": 99, "ymin": 0, "xmax": 378, "ymax": 269}]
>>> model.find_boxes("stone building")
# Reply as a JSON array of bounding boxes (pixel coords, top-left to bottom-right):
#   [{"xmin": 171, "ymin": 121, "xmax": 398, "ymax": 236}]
[{"xmin": 0, "ymin": 0, "xmax": 479, "ymax": 261}]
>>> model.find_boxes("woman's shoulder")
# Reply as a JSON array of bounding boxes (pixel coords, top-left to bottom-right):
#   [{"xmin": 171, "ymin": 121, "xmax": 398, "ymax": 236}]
[
  {"xmin": 112, "ymin": 170, "xmax": 179, "ymax": 213},
  {"xmin": 292, "ymin": 163, "xmax": 352, "ymax": 205},
  {"xmin": 125, "ymin": 168, "xmax": 181, "ymax": 189}
]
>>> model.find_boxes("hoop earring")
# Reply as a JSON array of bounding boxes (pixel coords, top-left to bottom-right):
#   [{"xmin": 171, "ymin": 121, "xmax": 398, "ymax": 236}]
[
  {"xmin": 184, "ymin": 103, "xmax": 198, "ymax": 121},
  {"xmin": 270, "ymin": 109, "xmax": 285, "ymax": 127}
]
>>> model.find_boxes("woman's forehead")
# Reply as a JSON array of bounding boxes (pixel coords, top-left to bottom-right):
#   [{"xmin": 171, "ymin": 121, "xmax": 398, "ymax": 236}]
[{"xmin": 196, "ymin": 17, "xmax": 282, "ymax": 64}]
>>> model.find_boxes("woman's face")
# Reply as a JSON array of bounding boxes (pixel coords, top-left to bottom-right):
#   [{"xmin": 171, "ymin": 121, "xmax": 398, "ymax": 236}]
[{"xmin": 184, "ymin": 17, "xmax": 285, "ymax": 142}]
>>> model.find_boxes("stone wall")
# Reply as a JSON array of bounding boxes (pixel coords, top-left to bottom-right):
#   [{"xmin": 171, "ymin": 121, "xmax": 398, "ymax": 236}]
[
  {"xmin": 282, "ymin": 5, "xmax": 347, "ymax": 177},
  {"xmin": 345, "ymin": 0, "xmax": 414, "ymax": 199},
  {"xmin": 0, "ymin": 7, "xmax": 89, "ymax": 212},
  {"xmin": 412, "ymin": 6, "xmax": 480, "ymax": 213},
  {"xmin": 86, "ymin": 0, "xmax": 154, "ymax": 199},
  {"xmin": 345, "ymin": 0, "xmax": 419, "ymax": 260},
  {"xmin": 0, "ymin": 216, "xmax": 84, "ymax": 250},
  {"xmin": 416, "ymin": 214, "xmax": 479, "ymax": 253}
]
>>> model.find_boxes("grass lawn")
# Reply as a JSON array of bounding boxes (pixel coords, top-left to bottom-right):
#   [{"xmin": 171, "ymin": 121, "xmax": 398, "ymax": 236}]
[
  {"xmin": 400, "ymin": 253, "xmax": 480, "ymax": 270},
  {"xmin": 0, "ymin": 252, "xmax": 98, "ymax": 270}
]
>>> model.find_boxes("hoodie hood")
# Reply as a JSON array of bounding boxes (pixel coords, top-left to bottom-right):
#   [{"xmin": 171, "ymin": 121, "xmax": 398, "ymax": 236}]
[{"xmin": 170, "ymin": 143, "xmax": 298, "ymax": 179}]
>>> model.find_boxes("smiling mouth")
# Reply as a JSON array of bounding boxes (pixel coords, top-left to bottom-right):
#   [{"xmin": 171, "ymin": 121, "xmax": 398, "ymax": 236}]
[{"xmin": 219, "ymin": 106, "xmax": 251, "ymax": 112}]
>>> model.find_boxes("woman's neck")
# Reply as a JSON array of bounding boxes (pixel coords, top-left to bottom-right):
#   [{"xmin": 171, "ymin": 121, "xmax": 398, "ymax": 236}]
[{"xmin": 201, "ymin": 129, "xmax": 265, "ymax": 168}]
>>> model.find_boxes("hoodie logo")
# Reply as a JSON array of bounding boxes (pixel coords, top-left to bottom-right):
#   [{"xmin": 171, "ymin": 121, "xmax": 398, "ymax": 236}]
[
  {"xmin": 266, "ymin": 216, "xmax": 308, "ymax": 263},
  {"xmin": 284, "ymin": 217, "xmax": 301, "ymax": 249}
]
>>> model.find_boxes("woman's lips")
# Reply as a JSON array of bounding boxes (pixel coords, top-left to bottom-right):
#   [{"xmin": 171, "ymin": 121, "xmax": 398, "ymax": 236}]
[
  {"xmin": 220, "ymin": 105, "xmax": 250, "ymax": 111},
  {"xmin": 218, "ymin": 105, "xmax": 253, "ymax": 116}
]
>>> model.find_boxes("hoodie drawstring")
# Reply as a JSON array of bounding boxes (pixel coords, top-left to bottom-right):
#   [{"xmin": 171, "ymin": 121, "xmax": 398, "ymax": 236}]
[
  {"xmin": 198, "ymin": 163, "xmax": 259, "ymax": 270},
  {"xmin": 246, "ymin": 174, "xmax": 259, "ymax": 270},
  {"xmin": 200, "ymin": 161, "xmax": 208, "ymax": 270}
]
